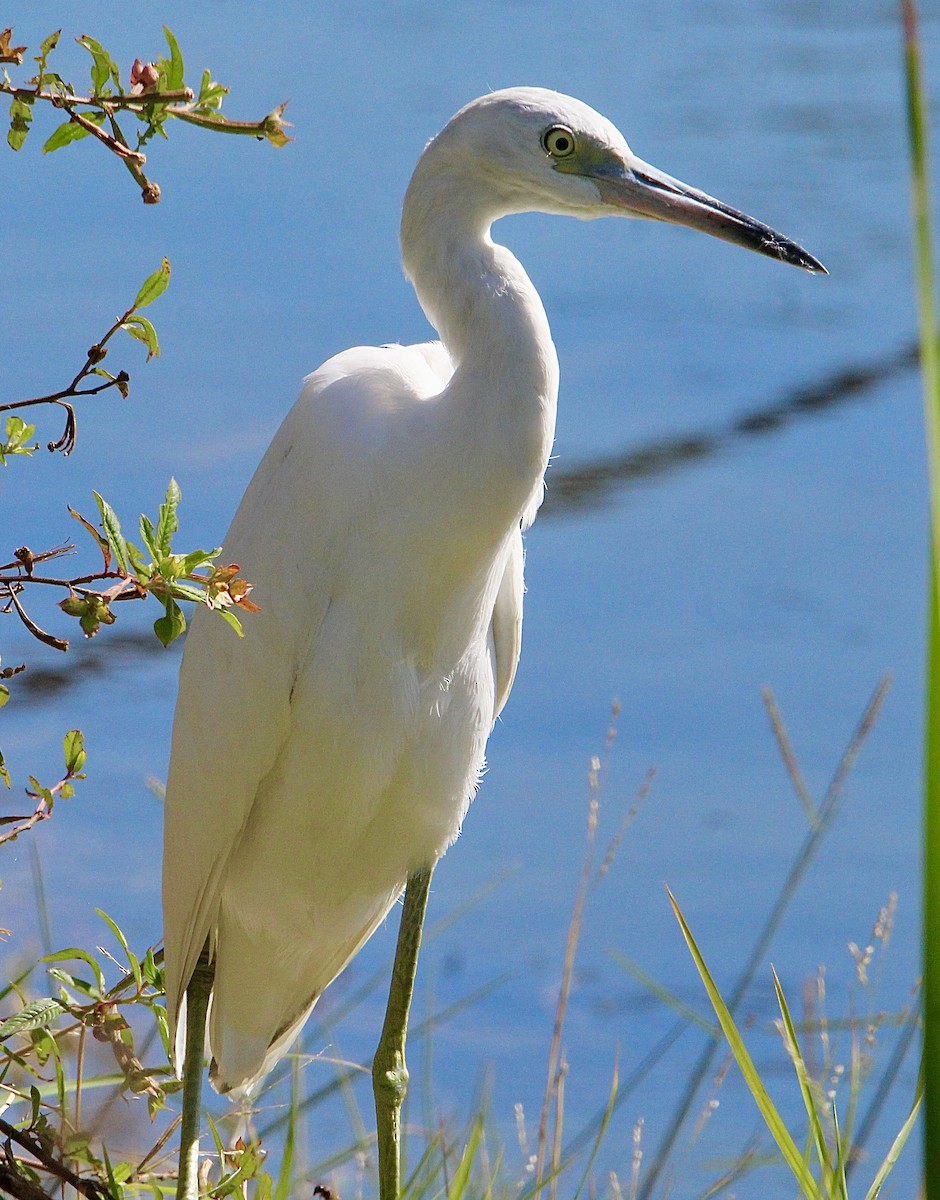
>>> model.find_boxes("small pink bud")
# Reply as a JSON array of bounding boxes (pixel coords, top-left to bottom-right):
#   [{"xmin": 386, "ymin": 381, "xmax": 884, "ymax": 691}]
[{"xmin": 130, "ymin": 59, "xmax": 160, "ymax": 91}]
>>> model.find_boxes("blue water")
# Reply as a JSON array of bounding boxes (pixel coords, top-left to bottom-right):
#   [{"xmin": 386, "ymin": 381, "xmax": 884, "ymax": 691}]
[{"xmin": 2, "ymin": 1, "xmax": 936, "ymax": 1194}]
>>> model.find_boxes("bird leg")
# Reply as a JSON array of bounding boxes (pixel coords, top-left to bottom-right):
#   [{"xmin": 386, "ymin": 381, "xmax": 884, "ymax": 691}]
[
  {"xmin": 372, "ymin": 866, "xmax": 434, "ymax": 1200},
  {"xmin": 175, "ymin": 944, "xmax": 214, "ymax": 1200}
]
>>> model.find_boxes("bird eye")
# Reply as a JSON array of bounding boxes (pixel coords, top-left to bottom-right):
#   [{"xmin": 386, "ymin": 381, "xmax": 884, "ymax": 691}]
[{"xmin": 541, "ymin": 125, "xmax": 576, "ymax": 159}]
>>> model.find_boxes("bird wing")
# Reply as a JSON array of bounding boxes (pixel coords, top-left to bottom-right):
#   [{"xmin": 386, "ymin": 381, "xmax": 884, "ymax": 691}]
[
  {"xmin": 490, "ymin": 525, "xmax": 524, "ymax": 718},
  {"xmin": 163, "ymin": 340, "xmax": 455, "ymax": 1050},
  {"xmin": 161, "ymin": 435, "xmax": 319, "ymax": 1043}
]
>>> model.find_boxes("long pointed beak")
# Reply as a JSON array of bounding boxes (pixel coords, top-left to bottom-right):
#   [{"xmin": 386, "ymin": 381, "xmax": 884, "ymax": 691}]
[{"xmin": 592, "ymin": 157, "xmax": 827, "ymax": 274}]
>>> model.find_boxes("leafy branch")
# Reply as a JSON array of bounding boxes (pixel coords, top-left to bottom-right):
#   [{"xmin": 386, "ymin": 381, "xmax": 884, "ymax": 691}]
[
  {"xmin": 1, "ymin": 26, "xmax": 290, "ymax": 203},
  {"xmin": 0, "ymin": 914, "xmax": 174, "ymax": 1200},
  {"xmin": 1, "ymin": 259, "xmax": 169, "ymax": 460},
  {"xmin": 1, "ymin": 479, "xmax": 258, "ymax": 655},
  {"xmin": 0, "ymin": 730, "xmax": 87, "ymax": 839}
]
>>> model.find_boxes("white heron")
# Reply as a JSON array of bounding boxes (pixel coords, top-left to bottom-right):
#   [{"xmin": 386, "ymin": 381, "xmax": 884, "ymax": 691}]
[{"xmin": 162, "ymin": 87, "xmax": 823, "ymax": 1198}]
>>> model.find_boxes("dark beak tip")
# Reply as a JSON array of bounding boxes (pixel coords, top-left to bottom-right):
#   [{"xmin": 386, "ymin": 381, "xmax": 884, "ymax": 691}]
[
  {"xmin": 798, "ymin": 250, "xmax": 828, "ymax": 276},
  {"xmin": 776, "ymin": 243, "xmax": 827, "ymax": 275}
]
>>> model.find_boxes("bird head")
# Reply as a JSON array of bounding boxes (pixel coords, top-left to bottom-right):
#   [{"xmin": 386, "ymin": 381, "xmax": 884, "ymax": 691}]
[{"xmin": 425, "ymin": 87, "xmax": 825, "ymax": 273}]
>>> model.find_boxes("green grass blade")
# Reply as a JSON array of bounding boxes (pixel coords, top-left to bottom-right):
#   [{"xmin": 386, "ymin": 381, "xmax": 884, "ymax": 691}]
[
  {"xmin": 611, "ymin": 949, "xmax": 721, "ymax": 1036},
  {"xmin": 272, "ymin": 1059, "xmax": 298, "ymax": 1200},
  {"xmin": 401, "ymin": 1129, "xmax": 445, "ymax": 1199},
  {"xmin": 770, "ymin": 967, "xmax": 830, "ymax": 1181},
  {"xmin": 640, "ymin": 680, "xmax": 889, "ymax": 1200},
  {"xmin": 667, "ymin": 889, "xmax": 821, "ymax": 1200},
  {"xmin": 863, "ymin": 1063, "xmax": 924, "ymax": 1200},
  {"xmin": 571, "ymin": 1059, "xmax": 618, "ymax": 1200},
  {"xmin": 447, "ymin": 1117, "xmax": 482, "ymax": 1200},
  {"xmin": 830, "ymin": 1103, "xmax": 849, "ymax": 1200}
]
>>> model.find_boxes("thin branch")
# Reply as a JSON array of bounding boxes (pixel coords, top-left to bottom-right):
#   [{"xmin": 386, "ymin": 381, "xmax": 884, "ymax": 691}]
[
  {"xmin": 55, "ymin": 100, "xmax": 145, "ymax": 163},
  {"xmin": 0, "ymin": 1118, "xmax": 115, "ymax": 1200},
  {"xmin": 168, "ymin": 101, "xmax": 289, "ymax": 138},
  {"xmin": 0, "ymin": 571, "xmax": 125, "ymax": 591},
  {"xmin": 0, "ymin": 1158, "xmax": 52, "ymax": 1200},
  {"xmin": 0, "ymin": 82, "xmax": 194, "ymax": 110},
  {"xmin": 0, "ymin": 798, "xmax": 53, "ymax": 846},
  {"xmin": 7, "ymin": 587, "xmax": 68, "ymax": 651},
  {"xmin": 0, "ymin": 377, "xmax": 125, "ymax": 415},
  {"xmin": 1, "ymin": 285, "xmax": 136, "ymax": 452}
]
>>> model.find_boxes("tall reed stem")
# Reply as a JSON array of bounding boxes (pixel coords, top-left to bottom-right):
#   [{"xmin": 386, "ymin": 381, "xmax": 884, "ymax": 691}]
[{"xmin": 899, "ymin": 0, "xmax": 940, "ymax": 1187}]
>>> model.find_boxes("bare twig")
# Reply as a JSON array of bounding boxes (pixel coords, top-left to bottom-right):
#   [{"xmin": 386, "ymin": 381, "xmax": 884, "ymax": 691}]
[
  {"xmin": 1, "ymin": 287, "xmax": 137, "ymax": 455},
  {"xmin": 7, "ymin": 587, "xmax": 68, "ymax": 651}
]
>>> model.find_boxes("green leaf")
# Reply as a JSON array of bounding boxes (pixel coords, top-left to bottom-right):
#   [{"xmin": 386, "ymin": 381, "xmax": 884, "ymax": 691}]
[
  {"xmin": 180, "ymin": 547, "xmax": 220, "ymax": 575},
  {"xmin": 7, "ymin": 92, "xmax": 33, "ymax": 151},
  {"xmin": 165, "ymin": 581, "xmax": 204, "ymax": 604},
  {"xmin": 63, "ymin": 729, "xmax": 86, "ymax": 775},
  {"xmin": 41, "ymin": 947, "xmax": 105, "ymax": 998},
  {"xmin": 123, "ymin": 314, "xmax": 160, "ymax": 359},
  {"xmin": 76, "ymin": 34, "xmax": 120, "ymax": 95},
  {"xmin": 152, "ymin": 1003, "xmax": 170, "ymax": 1056},
  {"xmin": 215, "ymin": 607, "xmax": 245, "ymax": 637},
  {"xmin": 154, "ymin": 598, "xmax": 186, "ymax": 647},
  {"xmin": 33, "ymin": 31, "xmax": 61, "ymax": 96},
  {"xmin": 668, "ymin": 888, "xmax": 822, "ymax": 1199},
  {"xmin": 43, "ymin": 114, "xmax": 102, "ymax": 154},
  {"xmin": 96, "ymin": 909, "xmax": 143, "ymax": 990},
  {"xmin": 156, "ymin": 477, "xmax": 181, "ymax": 554},
  {"xmin": 133, "ymin": 257, "xmax": 170, "ymax": 309},
  {"xmin": 93, "ymin": 491, "xmax": 131, "ymax": 574},
  {"xmin": 142, "ymin": 947, "xmax": 162, "ymax": 987},
  {"xmin": 162, "ymin": 27, "xmax": 184, "ymax": 91},
  {"xmin": 0, "ymin": 685, "xmax": 9, "ymax": 710},
  {"xmin": 47, "ymin": 966, "xmax": 97, "ymax": 1000},
  {"xmin": 0, "ymin": 997, "xmax": 66, "ymax": 1041},
  {"xmin": 69, "ymin": 502, "xmax": 111, "ymax": 565},
  {"xmin": 139, "ymin": 513, "xmax": 158, "ymax": 560},
  {"xmin": 27, "ymin": 777, "xmax": 54, "ymax": 809},
  {"xmin": 0, "ymin": 414, "xmax": 38, "ymax": 464},
  {"xmin": 38, "ymin": 31, "xmax": 61, "ymax": 59},
  {"xmin": 102, "ymin": 1145, "xmax": 124, "ymax": 1200},
  {"xmin": 197, "ymin": 68, "xmax": 228, "ymax": 111},
  {"xmin": 124, "ymin": 538, "xmax": 148, "ymax": 574}
]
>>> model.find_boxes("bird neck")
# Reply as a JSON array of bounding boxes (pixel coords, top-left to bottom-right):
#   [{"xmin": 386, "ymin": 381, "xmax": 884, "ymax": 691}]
[{"xmin": 400, "ymin": 165, "xmax": 559, "ymax": 503}]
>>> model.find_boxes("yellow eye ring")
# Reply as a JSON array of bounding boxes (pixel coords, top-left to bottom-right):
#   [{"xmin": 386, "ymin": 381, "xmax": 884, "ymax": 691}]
[{"xmin": 541, "ymin": 125, "xmax": 576, "ymax": 159}]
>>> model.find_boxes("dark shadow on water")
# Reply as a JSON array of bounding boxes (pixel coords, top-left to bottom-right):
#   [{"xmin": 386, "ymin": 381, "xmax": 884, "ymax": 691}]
[
  {"xmin": 541, "ymin": 339, "xmax": 918, "ymax": 518},
  {"xmin": 14, "ymin": 629, "xmax": 182, "ymax": 700}
]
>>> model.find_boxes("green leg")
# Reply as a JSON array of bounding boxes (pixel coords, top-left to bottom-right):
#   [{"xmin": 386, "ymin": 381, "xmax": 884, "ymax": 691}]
[
  {"xmin": 372, "ymin": 866, "xmax": 434, "ymax": 1200},
  {"xmin": 176, "ymin": 946, "xmax": 214, "ymax": 1200}
]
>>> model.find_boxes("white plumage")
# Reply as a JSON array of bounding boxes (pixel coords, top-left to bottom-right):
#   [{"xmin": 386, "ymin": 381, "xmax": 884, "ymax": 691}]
[{"xmin": 162, "ymin": 87, "xmax": 822, "ymax": 1096}]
